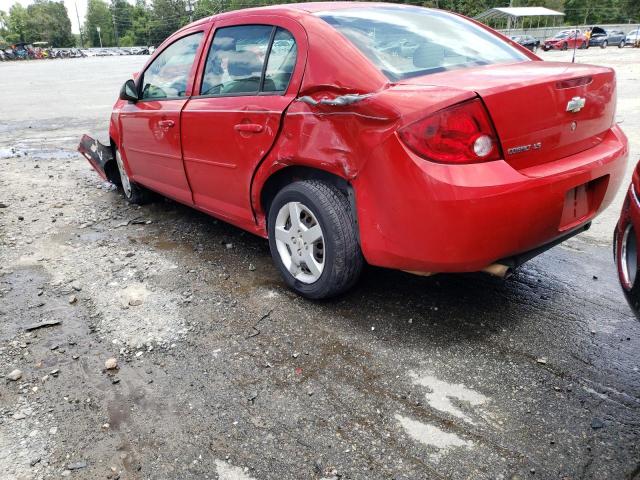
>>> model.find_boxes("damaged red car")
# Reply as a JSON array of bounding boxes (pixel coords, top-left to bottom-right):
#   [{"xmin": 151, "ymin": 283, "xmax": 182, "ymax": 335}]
[
  {"xmin": 614, "ymin": 161, "xmax": 640, "ymax": 318},
  {"xmin": 79, "ymin": 2, "xmax": 628, "ymax": 299}
]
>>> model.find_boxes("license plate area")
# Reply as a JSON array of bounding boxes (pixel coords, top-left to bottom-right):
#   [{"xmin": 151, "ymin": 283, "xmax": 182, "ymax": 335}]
[{"xmin": 559, "ymin": 175, "xmax": 609, "ymax": 231}]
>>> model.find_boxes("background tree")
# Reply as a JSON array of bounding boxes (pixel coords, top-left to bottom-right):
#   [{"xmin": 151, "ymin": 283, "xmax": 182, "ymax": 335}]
[
  {"xmin": 85, "ymin": 0, "xmax": 114, "ymax": 46},
  {"xmin": 148, "ymin": 0, "xmax": 188, "ymax": 46},
  {"xmin": 111, "ymin": 0, "xmax": 133, "ymax": 45},
  {"xmin": 6, "ymin": 3, "xmax": 27, "ymax": 43},
  {"xmin": 0, "ymin": 10, "xmax": 8, "ymax": 44},
  {"xmin": 23, "ymin": 0, "xmax": 74, "ymax": 47}
]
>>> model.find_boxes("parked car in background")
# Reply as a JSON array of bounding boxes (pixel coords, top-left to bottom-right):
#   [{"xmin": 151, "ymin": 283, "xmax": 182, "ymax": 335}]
[
  {"xmin": 588, "ymin": 26, "xmax": 626, "ymax": 48},
  {"xmin": 625, "ymin": 29, "xmax": 640, "ymax": 47},
  {"xmin": 614, "ymin": 160, "xmax": 640, "ymax": 319},
  {"xmin": 510, "ymin": 35, "xmax": 539, "ymax": 52},
  {"xmin": 79, "ymin": 2, "xmax": 628, "ymax": 298},
  {"xmin": 543, "ymin": 30, "xmax": 587, "ymax": 50},
  {"xmin": 129, "ymin": 46, "xmax": 150, "ymax": 55}
]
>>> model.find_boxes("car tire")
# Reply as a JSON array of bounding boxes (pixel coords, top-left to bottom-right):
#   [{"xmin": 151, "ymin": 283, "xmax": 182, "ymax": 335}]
[
  {"xmin": 562, "ymin": 42, "xmax": 568, "ymax": 51},
  {"xmin": 267, "ymin": 180, "xmax": 363, "ymax": 299},
  {"xmin": 114, "ymin": 148, "xmax": 152, "ymax": 205},
  {"xmin": 601, "ymin": 40, "xmax": 608, "ymax": 48},
  {"xmin": 619, "ymin": 40, "xmax": 625, "ymax": 48}
]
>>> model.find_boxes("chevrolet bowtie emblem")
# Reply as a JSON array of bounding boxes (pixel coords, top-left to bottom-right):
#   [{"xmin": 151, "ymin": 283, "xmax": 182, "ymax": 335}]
[{"xmin": 566, "ymin": 96, "xmax": 586, "ymax": 113}]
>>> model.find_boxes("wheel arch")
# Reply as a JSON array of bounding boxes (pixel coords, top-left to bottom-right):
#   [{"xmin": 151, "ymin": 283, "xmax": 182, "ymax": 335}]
[
  {"xmin": 256, "ymin": 165, "xmax": 360, "ymax": 244},
  {"xmin": 105, "ymin": 137, "xmax": 122, "ymax": 185}
]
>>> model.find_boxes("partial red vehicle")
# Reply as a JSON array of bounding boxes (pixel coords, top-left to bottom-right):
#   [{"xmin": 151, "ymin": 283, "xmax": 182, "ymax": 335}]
[
  {"xmin": 79, "ymin": 2, "xmax": 628, "ymax": 299},
  {"xmin": 614, "ymin": 161, "xmax": 640, "ymax": 318},
  {"xmin": 543, "ymin": 29, "xmax": 587, "ymax": 51}
]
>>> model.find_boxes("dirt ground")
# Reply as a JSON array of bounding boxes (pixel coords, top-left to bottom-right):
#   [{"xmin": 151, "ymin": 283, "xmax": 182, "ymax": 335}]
[{"xmin": 0, "ymin": 48, "xmax": 639, "ymax": 480}]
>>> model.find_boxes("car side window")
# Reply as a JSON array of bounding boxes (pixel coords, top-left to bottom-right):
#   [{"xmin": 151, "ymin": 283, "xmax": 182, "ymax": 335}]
[
  {"xmin": 263, "ymin": 28, "xmax": 297, "ymax": 93},
  {"xmin": 141, "ymin": 32, "xmax": 204, "ymax": 100},
  {"xmin": 200, "ymin": 25, "xmax": 297, "ymax": 96},
  {"xmin": 201, "ymin": 25, "xmax": 272, "ymax": 96}
]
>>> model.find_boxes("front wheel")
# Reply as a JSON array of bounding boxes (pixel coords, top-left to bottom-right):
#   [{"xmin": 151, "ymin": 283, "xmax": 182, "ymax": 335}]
[
  {"xmin": 601, "ymin": 40, "xmax": 608, "ymax": 49},
  {"xmin": 619, "ymin": 40, "xmax": 625, "ymax": 48},
  {"xmin": 268, "ymin": 180, "xmax": 363, "ymax": 299},
  {"xmin": 115, "ymin": 149, "xmax": 152, "ymax": 204}
]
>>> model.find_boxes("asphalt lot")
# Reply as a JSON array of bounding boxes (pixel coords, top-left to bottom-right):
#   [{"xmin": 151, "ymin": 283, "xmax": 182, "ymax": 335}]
[{"xmin": 0, "ymin": 49, "xmax": 639, "ymax": 480}]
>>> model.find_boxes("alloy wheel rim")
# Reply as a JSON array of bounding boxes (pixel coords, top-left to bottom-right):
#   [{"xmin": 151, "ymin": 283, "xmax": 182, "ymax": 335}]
[
  {"xmin": 115, "ymin": 150, "xmax": 132, "ymax": 198},
  {"xmin": 621, "ymin": 223, "xmax": 637, "ymax": 289},
  {"xmin": 274, "ymin": 201, "xmax": 325, "ymax": 284}
]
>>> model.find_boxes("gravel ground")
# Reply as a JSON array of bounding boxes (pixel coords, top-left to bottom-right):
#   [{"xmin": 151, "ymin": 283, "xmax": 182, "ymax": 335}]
[{"xmin": 0, "ymin": 49, "xmax": 639, "ymax": 480}]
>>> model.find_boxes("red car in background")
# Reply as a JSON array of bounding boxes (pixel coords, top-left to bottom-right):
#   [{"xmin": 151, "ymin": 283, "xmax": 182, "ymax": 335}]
[
  {"xmin": 543, "ymin": 29, "xmax": 588, "ymax": 50},
  {"xmin": 79, "ymin": 2, "xmax": 628, "ymax": 299},
  {"xmin": 614, "ymin": 161, "xmax": 640, "ymax": 318}
]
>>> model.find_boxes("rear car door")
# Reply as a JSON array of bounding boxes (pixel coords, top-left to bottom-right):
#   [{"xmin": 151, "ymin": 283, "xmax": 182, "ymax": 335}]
[
  {"xmin": 181, "ymin": 16, "xmax": 306, "ymax": 228},
  {"xmin": 119, "ymin": 28, "xmax": 208, "ymax": 204}
]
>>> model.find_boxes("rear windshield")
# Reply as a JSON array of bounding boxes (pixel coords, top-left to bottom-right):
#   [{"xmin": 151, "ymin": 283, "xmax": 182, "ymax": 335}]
[{"xmin": 317, "ymin": 6, "xmax": 528, "ymax": 81}]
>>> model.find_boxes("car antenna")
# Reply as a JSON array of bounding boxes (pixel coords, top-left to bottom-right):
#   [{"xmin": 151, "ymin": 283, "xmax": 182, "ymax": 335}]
[{"xmin": 572, "ymin": 25, "xmax": 578, "ymax": 63}]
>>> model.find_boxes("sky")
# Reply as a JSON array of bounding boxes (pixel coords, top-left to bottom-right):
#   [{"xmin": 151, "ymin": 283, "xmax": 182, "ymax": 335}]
[{"xmin": 0, "ymin": 0, "xmax": 134, "ymax": 34}]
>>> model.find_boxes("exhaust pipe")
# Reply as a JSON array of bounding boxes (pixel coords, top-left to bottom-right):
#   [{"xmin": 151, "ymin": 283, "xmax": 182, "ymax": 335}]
[
  {"xmin": 404, "ymin": 263, "xmax": 513, "ymax": 278},
  {"xmin": 481, "ymin": 263, "xmax": 513, "ymax": 278}
]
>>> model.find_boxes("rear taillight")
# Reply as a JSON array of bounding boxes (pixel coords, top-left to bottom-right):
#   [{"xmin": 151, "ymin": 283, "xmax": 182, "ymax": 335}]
[{"xmin": 399, "ymin": 98, "xmax": 502, "ymax": 164}]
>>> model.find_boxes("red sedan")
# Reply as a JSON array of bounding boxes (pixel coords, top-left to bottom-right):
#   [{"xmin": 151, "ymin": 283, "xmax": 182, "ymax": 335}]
[
  {"xmin": 543, "ymin": 30, "xmax": 587, "ymax": 51},
  {"xmin": 614, "ymin": 161, "xmax": 640, "ymax": 318},
  {"xmin": 79, "ymin": 2, "xmax": 628, "ymax": 299}
]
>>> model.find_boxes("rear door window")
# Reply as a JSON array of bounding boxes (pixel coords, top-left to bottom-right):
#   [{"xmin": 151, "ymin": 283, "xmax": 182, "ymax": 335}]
[
  {"xmin": 263, "ymin": 28, "xmax": 297, "ymax": 93},
  {"xmin": 141, "ymin": 32, "xmax": 204, "ymax": 100},
  {"xmin": 200, "ymin": 25, "xmax": 297, "ymax": 96}
]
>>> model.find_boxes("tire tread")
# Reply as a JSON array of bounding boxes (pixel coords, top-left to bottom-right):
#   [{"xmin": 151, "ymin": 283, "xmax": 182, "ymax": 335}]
[{"xmin": 268, "ymin": 180, "xmax": 363, "ymax": 299}]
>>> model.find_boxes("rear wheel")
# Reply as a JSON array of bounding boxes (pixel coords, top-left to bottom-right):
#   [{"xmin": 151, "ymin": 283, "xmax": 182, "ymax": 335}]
[
  {"xmin": 267, "ymin": 180, "xmax": 363, "ymax": 299},
  {"xmin": 115, "ymin": 149, "xmax": 152, "ymax": 205},
  {"xmin": 619, "ymin": 40, "xmax": 625, "ymax": 48}
]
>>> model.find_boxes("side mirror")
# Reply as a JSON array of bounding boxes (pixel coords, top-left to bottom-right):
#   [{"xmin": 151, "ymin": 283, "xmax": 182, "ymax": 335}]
[{"xmin": 119, "ymin": 79, "xmax": 138, "ymax": 102}]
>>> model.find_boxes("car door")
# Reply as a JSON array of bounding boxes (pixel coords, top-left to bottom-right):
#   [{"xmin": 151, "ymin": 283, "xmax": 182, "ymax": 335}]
[
  {"xmin": 119, "ymin": 27, "xmax": 208, "ymax": 204},
  {"xmin": 181, "ymin": 16, "xmax": 306, "ymax": 228}
]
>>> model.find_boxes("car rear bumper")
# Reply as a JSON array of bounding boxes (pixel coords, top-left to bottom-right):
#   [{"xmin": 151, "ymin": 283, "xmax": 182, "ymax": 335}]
[{"xmin": 354, "ymin": 124, "xmax": 629, "ymax": 273}]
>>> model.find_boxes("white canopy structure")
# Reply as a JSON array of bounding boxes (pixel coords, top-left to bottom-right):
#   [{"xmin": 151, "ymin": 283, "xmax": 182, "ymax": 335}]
[{"xmin": 475, "ymin": 7, "xmax": 565, "ymax": 31}]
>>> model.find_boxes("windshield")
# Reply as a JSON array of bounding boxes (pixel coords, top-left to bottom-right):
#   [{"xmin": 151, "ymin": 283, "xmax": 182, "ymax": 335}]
[
  {"xmin": 317, "ymin": 6, "xmax": 529, "ymax": 81},
  {"xmin": 554, "ymin": 33, "xmax": 569, "ymax": 38}
]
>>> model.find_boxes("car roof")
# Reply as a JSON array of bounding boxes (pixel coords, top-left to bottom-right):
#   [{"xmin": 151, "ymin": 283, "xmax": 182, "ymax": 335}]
[{"xmin": 177, "ymin": 2, "xmax": 432, "ymax": 32}]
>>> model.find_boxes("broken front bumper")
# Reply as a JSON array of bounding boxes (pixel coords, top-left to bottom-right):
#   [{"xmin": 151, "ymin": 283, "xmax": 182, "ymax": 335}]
[{"xmin": 77, "ymin": 134, "xmax": 114, "ymax": 182}]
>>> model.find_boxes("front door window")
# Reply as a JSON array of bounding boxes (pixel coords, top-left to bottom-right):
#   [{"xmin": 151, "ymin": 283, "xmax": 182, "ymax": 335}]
[{"xmin": 141, "ymin": 32, "xmax": 204, "ymax": 100}]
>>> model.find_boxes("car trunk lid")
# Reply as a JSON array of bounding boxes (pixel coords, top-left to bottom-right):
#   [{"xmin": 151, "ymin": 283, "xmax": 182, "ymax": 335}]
[{"xmin": 400, "ymin": 61, "xmax": 616, "ymax": 171}]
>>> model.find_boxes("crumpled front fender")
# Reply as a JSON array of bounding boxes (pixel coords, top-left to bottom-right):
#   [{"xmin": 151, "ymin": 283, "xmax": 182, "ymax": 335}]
[{"xmin": 77, "ymin": 134, "xmax": 119, "ymax": 184}]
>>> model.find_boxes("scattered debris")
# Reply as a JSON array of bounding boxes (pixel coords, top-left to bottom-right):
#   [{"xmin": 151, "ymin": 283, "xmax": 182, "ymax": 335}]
[
  {"xmin": 245, "ymin": 309, "xmax": 273, "ymax": 339},
  {"xmin": 7, "ymin": 369, "xmax": 23, "ymax": 381},
  {"xmin": 104, "ymin": 358, "xmax": 118, "ymax": 370},
  {"xmin": 67, "ymin": 461, "xmax": 88, "ymax": 470},
  {"xmin": 536, "ymin": 357, "xmax": 548, "ymax": 365}
]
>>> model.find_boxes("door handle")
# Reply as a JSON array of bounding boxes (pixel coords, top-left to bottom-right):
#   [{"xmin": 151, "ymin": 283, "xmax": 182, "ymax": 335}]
[
  {"xmin": 234, "ymin": 123, "xmax": 263, "ymax": 133},
  {"xmin": 158, "ymin": 120, "xmax": 175, "ymax": 128}
]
